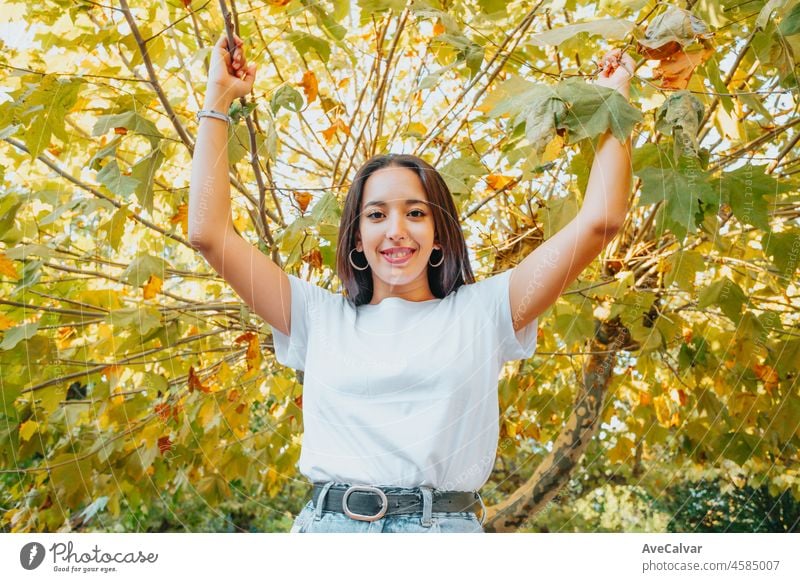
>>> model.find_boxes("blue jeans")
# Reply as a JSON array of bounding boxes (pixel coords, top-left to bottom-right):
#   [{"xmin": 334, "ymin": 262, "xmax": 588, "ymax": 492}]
[{"xmin": 290, "ymin": 482, "xmax": 486, "ymax": 533}]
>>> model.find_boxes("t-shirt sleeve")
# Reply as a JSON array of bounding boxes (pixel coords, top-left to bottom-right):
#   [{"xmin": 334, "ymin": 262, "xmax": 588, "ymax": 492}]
[
  {"xmin": 269, "ymin": 274, "xmax": 331, "ymax": 372},
  {"xmin": 475, "ymin": 268, "xmax": 539, "ymax": 364}
]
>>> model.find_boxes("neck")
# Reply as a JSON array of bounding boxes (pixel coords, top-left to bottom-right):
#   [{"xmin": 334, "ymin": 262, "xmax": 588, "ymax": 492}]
[{"xmin": 369, "ymin": 278, "xmax": 435, "ymax": 305}]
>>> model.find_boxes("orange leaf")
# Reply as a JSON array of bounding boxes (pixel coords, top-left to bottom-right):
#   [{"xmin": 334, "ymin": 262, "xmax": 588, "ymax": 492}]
[
  {"xmin": 321, "ymin": 118, "xmax": 350, "ymax": 144},
  {"xmin": 0, "ymin": 314, "xmax": 16, "ymax": 331},
  {"xmin": 155, "ymin": 403, "xmax": 171, "ymax": 422},
  {"xmin": 303, "ymin": 248, "xmax": 323, "ymax": 271},
  {"xmin": 114, "ymin": 127, "xmax": 127, "ymax": 135},
  {"xmin": 170, "ymin": 203, "xmax": 189, "ymax": 236},
  {"xmin": 294, "ymin": 191, "xmax": 312, "ymax": 212},
  {"xmin": 433, "ymin": 21, "xmax": 445, "ymax": 36},
  {"xmin": 267, "ymin": 0, "xmax": 291, "ymax": 5},
  {"xmin": 753, "ymin": 363, "xmax": 779, "ymax": 395},
  {"xmin": 142, "ymin": 274, "xmax": 162, "ymax": 299},
  {"xmin": 337, "ymin": 77, "xmax": 350, "ymax": 89},
  {"xmin": 654, "ymin": 45, "xmax": 713, "ymax": 90},
  {"xmin": 299, "ymin": 70, "xmax": 318, "ymax": 104},
  {"xmin": 485, "ymin": 174, "xmax": 514, "ymax": 191},
  {"xmin": 234, "ymin": 331, "xmax": 261, "ymax": 372}
]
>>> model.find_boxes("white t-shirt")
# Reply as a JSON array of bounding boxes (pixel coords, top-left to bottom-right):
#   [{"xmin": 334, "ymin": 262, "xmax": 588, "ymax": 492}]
[{"xmin": 270, "ymin": 268, "xmax": 539, "ymax": 492}]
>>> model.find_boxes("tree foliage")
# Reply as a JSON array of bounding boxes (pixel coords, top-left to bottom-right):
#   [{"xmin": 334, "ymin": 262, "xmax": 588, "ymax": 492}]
[{"xmin": 0, "ymin": 0, "xmax": 798, "ymax": 532}]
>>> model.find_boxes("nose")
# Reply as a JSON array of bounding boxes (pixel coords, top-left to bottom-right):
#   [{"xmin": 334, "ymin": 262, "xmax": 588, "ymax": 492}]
[{"xmin": 385, "ymin": 211, "xmax": 408, "ymax": 241}]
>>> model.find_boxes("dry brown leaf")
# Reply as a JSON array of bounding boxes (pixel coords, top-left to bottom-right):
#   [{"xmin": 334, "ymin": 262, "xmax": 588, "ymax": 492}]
[
  {"xmin": 653, "ymin": 45, "xmax": 714, "ymax": 90},
  {"xmin": 294, "ymin": 191, "xmax": 312, "ymax": 212}
]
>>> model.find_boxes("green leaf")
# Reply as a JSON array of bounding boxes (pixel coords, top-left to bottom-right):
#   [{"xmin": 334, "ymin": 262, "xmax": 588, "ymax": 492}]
[
  {"xmin": 120, "ymin": 253, "xmax": 169, "ymax": 287},
  {"xmin": 779, "ymin": 3, "xmax": 800, "ymax": 35},
  {"xmin": 99, "ymin": 206, "xmax": 132, "ymax": 252},
  {"xmin": 303, "ymin": 0, "xmax": 347, "ymax": 41},
  {"xmin": 438, "ymin": 153, "xmax": 484, "ymax": 196},
  {"xmin": 477, "ymin": 0, "xmax": 507, "ymax": 18},
  {"xmin": 655, "ymin": 90, "xmax": 705, "ymax": 159},
  {"xmin": 96, "ymin": 160, "xmax": 140, "ymax": 197},
  {"xmin": 358, "ymin": 0, "xmax": 406, "ymax": 26},
  {"xmin": 106, "ymin": 306, "xmax": 162, "ymax": 335},
  {"xmin": 526, "ymin": 18, "xmax": 635, "ymax": 46},
  {"xmin": 697, "ymin": 276, "xmax": 747, "ymax": 323},
  {"xmin": 16, "ymin": 75, "xmax": 84, "ymax": 160},
  {"xmin": 757, "ymin": 0, "xmax": 791, "ymax": 30},
  {"xmin": 555, "ymin": 78, "xmax": 643, "ymax": 145},
  {"xmin": 311, "ymin": 191, "xmax": 341, "ymax": 223},
  {"xmin": 0, "ymin": 321, "xmax": 40, "ymax": 351},
  {"xmin": 664, "ymin": 249, "xmax": 705, "ymax": 291},
  {"xmin": 92, "ymin": 111, "xmax": 163, "ymax": 149},
  {"xmin": 270, "ymin": 84, "xmax": 305, "ymax": 115},
  {"xmin": 131, "ymin": 144, "xmax": 166, "ymax": 217},
  {"xmin": 227, "ymin": 123, "xmax": 250, "ymax": 167},
  {"xmin": 636, "ymin": 161, "xmax": 717, "ymax": 240},
  {"xmin": 761, "ymin": 230, "xmax": 800, "ymax": 282},
  {"xmin": 286, "ymin": 31, "xmax": 331, "ymax": 63},
  {"xmin": 640, "ymin": 4, "xmax": 711, "ymax": 50},
  {"xmin": 715, "ymin": 163, "xmax": 791, "ymax": 232}
]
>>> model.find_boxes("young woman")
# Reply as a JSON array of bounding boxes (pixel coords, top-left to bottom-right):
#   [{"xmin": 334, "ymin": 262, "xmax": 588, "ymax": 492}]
[{"xmin": 189, "ymin": 33, "xmax": 635, "ymax": 533}]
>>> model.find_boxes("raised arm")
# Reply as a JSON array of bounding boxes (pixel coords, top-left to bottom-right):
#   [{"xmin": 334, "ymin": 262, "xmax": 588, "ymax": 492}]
[
  {"xmin": 509, "ymin": 49, "xmax": 635, "ymax": 332},
  {"xmin": 188, "ymin": 33, "xmax": 256, "ymax": 249},
  {"xmin": 188, "ymin": 34, "xmax": 293, "ymax": 337}
]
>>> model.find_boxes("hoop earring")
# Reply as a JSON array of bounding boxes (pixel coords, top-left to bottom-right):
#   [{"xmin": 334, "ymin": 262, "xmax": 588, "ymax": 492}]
[
  {"xmin": 349, "ymin": 248, "xmax": 370, "ymax": 271},
  {"xmin": 429, "ymin": 247, "xmax": 444, "ymax": 268}
]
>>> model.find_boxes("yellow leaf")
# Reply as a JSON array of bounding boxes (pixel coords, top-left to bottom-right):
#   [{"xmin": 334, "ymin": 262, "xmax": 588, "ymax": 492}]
[
  {"xmin": 19, "ymin": 420, "xmax": 38, "ymax": 442},
  {"xmin": 542, "ymin": 134, "xmax": 564, "ymax": 163},
  {"xmin": 0, "ymin": 252, "xmax": 19, "ymax": 279},
  {"xmin": 142, "ymin": 274, "xmax": 162, "ymax": 299},
  {"xmin": 653, "ymin": 394, "xmax": 672, "ymax": 426},
  {"xmin": 198, "ymin": 398, "xmax": 218, "ymax": 429},
  {"xmin": 609, "ymin": 436, "xmax": 635, "ymax": 464},
  {"xmin": 299, "ymin": 70, "xmax": 318, "ymax": 104},
  {"xmin": 217, "ymin": 360, "xmax": 233, "ymax": 385},
  {"xmin": 233, "ymin": 212, "xmax": 248, "ymax": 233}
]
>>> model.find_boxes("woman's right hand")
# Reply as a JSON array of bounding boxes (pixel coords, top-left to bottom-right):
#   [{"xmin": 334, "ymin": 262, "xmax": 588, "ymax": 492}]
[{"xmin": 207, "ymin": 33, "xmax": 257, "ymax": 102}]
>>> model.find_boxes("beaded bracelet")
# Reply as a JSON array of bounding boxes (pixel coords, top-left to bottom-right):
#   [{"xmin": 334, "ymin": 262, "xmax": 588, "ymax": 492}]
[{"xmin": 196, "ymin": 109, "xmax": 232, "ymax": 124}]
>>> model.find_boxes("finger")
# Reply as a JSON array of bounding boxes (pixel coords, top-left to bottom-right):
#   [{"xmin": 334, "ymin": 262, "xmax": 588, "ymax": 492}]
[{"xmin": 243, "ymin": 63, "xmax": 257, "ymax": 86}]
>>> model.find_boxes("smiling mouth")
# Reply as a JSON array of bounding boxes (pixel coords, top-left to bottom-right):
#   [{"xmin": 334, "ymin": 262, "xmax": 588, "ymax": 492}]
[{"xmin": 380, "ymin": 249, "xmax": 415, "ymax": 264}]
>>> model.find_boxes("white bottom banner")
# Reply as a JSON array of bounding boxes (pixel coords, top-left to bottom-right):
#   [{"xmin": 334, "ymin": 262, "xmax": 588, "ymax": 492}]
[{"xmin": 1, "ymin": 533, "xmax": 797, "ymax": 581}]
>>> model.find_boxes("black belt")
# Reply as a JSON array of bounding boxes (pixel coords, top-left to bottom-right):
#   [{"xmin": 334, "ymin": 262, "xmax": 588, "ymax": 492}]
[{"xmin": 312, "ymin": 483, "xmax": 481, "ymax": 522}]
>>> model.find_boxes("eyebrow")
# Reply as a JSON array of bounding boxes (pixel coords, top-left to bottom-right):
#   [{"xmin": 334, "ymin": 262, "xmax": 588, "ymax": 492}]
[{"xmin": 363, "ymin": 199, "xmax": 430, "ymax": 208}]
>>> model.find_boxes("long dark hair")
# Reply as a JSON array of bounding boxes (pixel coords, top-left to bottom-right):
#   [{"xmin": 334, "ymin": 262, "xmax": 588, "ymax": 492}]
[{"xmin": 336, "ymin": 153, "xmax": 475, "ymax": 308}]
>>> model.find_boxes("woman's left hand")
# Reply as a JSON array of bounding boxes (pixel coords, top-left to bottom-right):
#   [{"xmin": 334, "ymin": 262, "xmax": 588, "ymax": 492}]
[{"xmin": 594, "ymin": 48, "xmax": 634, "ymax": 99}]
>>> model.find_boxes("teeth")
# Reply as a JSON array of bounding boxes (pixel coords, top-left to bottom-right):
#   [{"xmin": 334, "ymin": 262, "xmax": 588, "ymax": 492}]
[{"xmin": 385, "ymin": 250, "xmax": 411, "ymax": 258}]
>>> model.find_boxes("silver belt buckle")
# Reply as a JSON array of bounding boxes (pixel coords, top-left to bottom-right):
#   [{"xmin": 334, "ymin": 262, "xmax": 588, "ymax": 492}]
[{"xmin": 342, "ymin": 485, "xmax": 389, "ymax": 522}]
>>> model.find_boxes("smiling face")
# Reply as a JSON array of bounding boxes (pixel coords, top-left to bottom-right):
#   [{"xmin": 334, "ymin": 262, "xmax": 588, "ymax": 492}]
[{"xmin": 355, "ymin": 165, "xmax": 440, "ymax": 304}]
